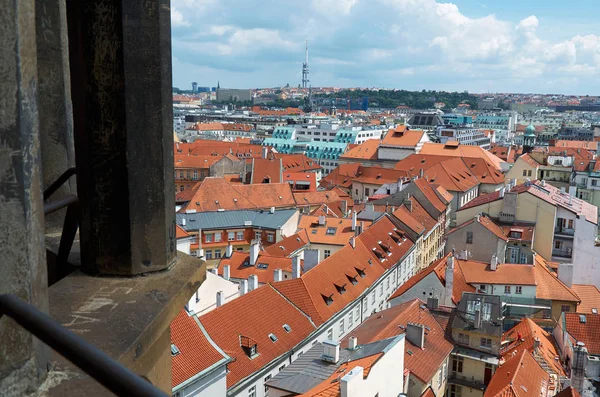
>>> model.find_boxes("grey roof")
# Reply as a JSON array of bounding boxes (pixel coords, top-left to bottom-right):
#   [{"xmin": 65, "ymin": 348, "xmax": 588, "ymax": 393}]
[
  {"xmin": 267, "ymin": 336, "xmax": 402, "ymax": 394},
  {"xmin": 452, "ymin": 292, "xmax": 503, "ymax": 337},
  {"xmin": 176, "ymin": 209, "xmax": 297, "ymax": 232}
]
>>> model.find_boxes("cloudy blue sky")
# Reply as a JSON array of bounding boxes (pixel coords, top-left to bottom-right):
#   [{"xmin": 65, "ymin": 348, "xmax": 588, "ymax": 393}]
[{"xmin": 171, "ymin": 0, "xmax": 600, "ymax": 94}]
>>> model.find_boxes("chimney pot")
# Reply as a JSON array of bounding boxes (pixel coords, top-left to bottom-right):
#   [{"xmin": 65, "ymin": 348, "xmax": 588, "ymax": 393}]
[
  {"xmin": 240, "ymin": 280, "xmax": 248, "ymax": 295},
  {"xmin": 274, "ymin": 268, "xmax": 283, "ymax": 282},
  {"xmin": 348, "ymin": 337, "xmax": 358, "ymax": 350},
  {"xmin": 292, "ymin": 256, "xmax": 301, "ymax": 279},
  {"xmin": 216, "ymin": 290, "xmax": 224, "ymax": 307},
  {"xmin": 223, "ymin": 265, "xmax": 230, "ymax": 280},
  {"xmin": 248, "ymin": 275, "xmax": 259, "ymax": 291}
]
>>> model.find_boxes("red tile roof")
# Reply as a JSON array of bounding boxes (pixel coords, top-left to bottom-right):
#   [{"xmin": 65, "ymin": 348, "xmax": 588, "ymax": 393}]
[
  {"xmin": 572, "ymin": 284, "xmax": 600, "ymax": 314},
  {"xmin": 533, "ymin": 255, "xmax": 580, "ymax": 303},
  {"xmin": 448, "ymin": 214, "xmax": 508, "ymax": 241},
  {"xmin": 171, "ymin": 310, "xmax": 228, "ymax": 388},
  {"xmin": 501, "ymin": 318, "xmax": 565, "ymax": 376},
  {"xmin": 284, "ymin": 171, "xmax": 318, "ymax": 192},
  {"xmin": 174, "ymin": 154, "xmax": 222, "ymax": 169},
  {"xmin": 176, "ymin": 225, "xmax": 190, "ymax": 239},
  {"xmin": 274, "ymin": 153, "xmax": 322, "ymax": 172},
  {"xmin": 218, "ymin": 251, "xmax": 302, "ymax": 284},
  {"xmin": 339, "ymin": 139, "xmax": 380, "ymax": 160},
  {"xmin": 458, "ymin": 259, "xmax": 537, "ymax": 286},
  {"xmin": 485, "ymin": 350, "xmax": 550, "ymax": 397},
  {"xmin": 420, "ymin": 142, "xmax": 505, "ymax": 170},
  {"xmin": 392, "ymin": 205, "xmax": 426, "ymax": 235},
  {"xmin": 381, "ymin": 126, "xmax": 427, "ymax": 148},
  {"xmin": 351, "ymin": 166, "xmax": 410, "ymax": 185},
  {"xmin": 406, "ymin": 197, "xmax": 437, "ymax": 232},
  {"xmin": 343, "ymin": 299, "xmax": 453, "ymax": 383},
  {"xmin": 263, "ymin": 230, "xmax": 309, "ymax": 258},
  {"xmin": 319, "ymin": 163, "xmax": 361, "ymax": 190},
  {"xmin": 518, "ymin": 153, "xmax": 541, "ymax": 168},
  {"xmin": 199, "ymin": 285, "xmax": 316, "ymax": 388},
  {"xmin": 555, "ymin": 387, "xmax": 582, "ymax": 397},
  {"xmin": 413, "ymin": 177, "xmax": 451, "ymax": 211},
  {"xmin": 294, "ymin": 191, "xmax": 342, "ymax": 207},
  {"xmin": 564, "ymin": 312, "xmax": 600, "ymax": 355},
  {"xmin": 554, "ymin": 140, "xmax": 598, "ymax": 151},
  {"xmin": 297, "ymin": 215, "xmax": 361, "ymax": 246},
  {"xmin": 250, "ymin": 158, "xmax": 282, "ymax": 184},
  {"xmin": 395, "ymin": 156, "xmax": 481, "ymax": 192}
]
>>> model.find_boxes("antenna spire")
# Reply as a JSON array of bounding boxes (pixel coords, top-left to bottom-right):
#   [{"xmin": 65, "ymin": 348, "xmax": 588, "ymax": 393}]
[{"xmin": 302, "ymin": 40, "xmax": 310, "ymax": 88}]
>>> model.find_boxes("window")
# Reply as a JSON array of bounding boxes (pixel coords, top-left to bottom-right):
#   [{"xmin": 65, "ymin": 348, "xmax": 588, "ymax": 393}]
[
  {"xmin": 504, "ymin": 286, "xmax": 511, "ymax": 294},
  {"xmin": 355, "ymin": 189, "xmax": 358, "ymax": 196},
  {"xmin": 228, "ymin": 232, "xmax": 235, "ymax": 241},
  {"xmin": 248, "ymin": 385, "xmax": 256, "ymax": 397},
  {"xmin": 279, "ymin": 364, "xmax": 286, "ymax": 371},
  {"xmin": 438, "ymin": 365, "xmax": 443, "ymax": 386},
  {"xmin": 237, "ymin": 231, "xmax": 244, "ymax": 240},
  {"xmin": 179, "ymin": 170, "xmax": 184, "ymax": 179},
  {"xmin": 527, "ymin": 170, "xmax": 532, "ymax": 177},
  {"xmin": 365, "ymin": 188, "xmax": 370, "ymax": 196},
  {"xmin": 561, "ymin": 305, "xmax": 571, "ymax": 312},
  {"xmin": 593, "ymin": 180, "xmax": 598, "ymax": 186},
  {"xmin": 363, "ymin": 300, "xmax": 368, "ymax": 313},
  {"xmin": 466, "ymin": 231, "xmax": 473, "ymax": 244},
  {"xmin": 326, "ymin": 227, "xmax": 337, "ymax": 235},
  {"xmin": 255, "ymin": 231, "xmax": 262, "ymax": 240},
  {"xmin": 519, "ymin": 253, "xmax": 527, "ymax": 264},
  {"xmin": 371, "ymin": 292, "xmax": 375, "ymax": 304},
  {"xmin": 457, "ymin": 333, "xmax": 469, "ymax": 345},
  {"xmin": 568, "ymin": 219, "xmax": 573, "ymax": 229},
  {"xmin": 349, "ymin": 312, "xmax": 353, "ymax": 327},
  {"xmin": 205, "ymin": 250, "xmax": 212, "ymax": 259},
  {"xmin": 452, "ymin": 356, "xmax": 464, "ymax": 373},
  {"xmin": 522, "ymin": 170, "xmax": 527, "ymax": 177},
  {"xmin": 480, "ymin": 284, "xmax": 486, "ymax": 292},
  {"xmin": 515, "ymin": 286, "xmax": 523, "ymax": 294},
  {"xmin": 214, "ymin": 249, "xmax": 222, "ymax": 259},
  {"xmin": 193, "ymin": 169, "xmax": 198, "ymax": 180},
  {"xmin": 356, "ymin": 307, "xmax": 360, "ymax": 321},
  {"xmin": 171, "ymin": 344, "xmax": 180, "ymax": 356},
  {"xmin": 482, "ymin": 302, "xmax": 493, "ymax": 321},
  {"xmin": 339, "ymin": 319, "xmax": 345, "ymax": 335},
  {"xmin": 327, "ymin": 328, "xmax": 333, "ymax": 340},
  {"xmin": 205, "ymin": 233, "xmax": 213, "ymax": 243},
  {"xmin": 324, "ymin": 249, "xmax": 331, "ymax": 259},
  {"xmin": 268, "ymin": 333, "xmax": 278, "ymax": 342},
  {"xmin": 555, "ymin": 240, "xmax": 561, "ymax": 249},
  {"xmin": 179, "ymin": 185, "xmax": 184, "ymax": 192},
  {"xmin": 386, "ymin": 277, "xmax": 390, "ymax": 290},
  {"xmin": 480, "ymin": 338, "xmax": 492, "ymax": 349},
  {"xmin": 450, "ymin": 385, "xmax": 462, "ymax": 397},
  {"xmin": 214, "ymin": 232, "xmax": 222, "ymax": 242},
  {"xmin": 264, "ymin": 375, "xmax": 272, "ymax": 396},
  {"xmin": 267, "ymin": 234, "xmax": 274, "ymax": 243}
]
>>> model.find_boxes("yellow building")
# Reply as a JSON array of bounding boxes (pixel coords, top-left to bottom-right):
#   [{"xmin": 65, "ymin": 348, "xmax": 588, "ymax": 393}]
[{"xmin": 504, "ymin": 153, "xmax": 539, "ymax": 186}]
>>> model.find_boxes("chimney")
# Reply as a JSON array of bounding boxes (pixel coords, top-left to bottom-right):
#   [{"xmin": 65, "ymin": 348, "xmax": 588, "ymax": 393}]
[
  {"xmin": 322, "ymin": 340, "xmax": 340, "ymax": 363},
  {"xmin": 250, "ymin": 240, "xmax": 260, "ymax": 265},
  {"xmin": 476, "ymin": 214, "xmax": 481, "ymax": 222},
  {"xmin": 499, "ymin": 186, "xmax": 505, "ymax": 198},
  {"xmin": 358, "ymin": 221, "xmax": 364, "ymax": 235},
  {"xmin": 420, "ymin": 168, "xmax": 424, "ymax": 178},
  {"xmin": 210, "ymin": 268, "xmax": 218, "ymax": 275},
  {"xmin": 262, "ymin": 146, "xmax": 268, "ymax": 159},
  {"xmin": 340, "ymin": 366, "xmax": 364, "ymax": 397},
  {"xmin": 541, "ymin": 180, "xmax": 546, "ymax": 187},
  {"xmin": 397, "ymin": 178, "xmax": 404, "ymax": 193},
  {"xmin": 274, "ymin": 268, "xmax": 283, "ymax": 282},
  {"xmin": 404, "ymin": 193, "xmax": 412, "ymax": 212},
  {"xmin": 270, "ymin": 206, "xmax": 275, "ymax": 214},
  {"xmin": 406, "ymin": 323, "xmax": 425, "ymax": 349},
  {"xmin": 351, "ymin": 210, "xmax": 357, "ymax": 232},
  {"xmin": 427, "ymin": 297, "xmax": 439, "ymax": 310},
  {"xmin": 181, "ymin": 218, "xmax": 186, "ymax": 226},
  {"xmin": 223, "ymin": 265, "xmax": 230, "ymax": 281},
  {"xmin": 569, "ymin": 194, "xmax": 573, "ymax": 206},
  {"xmin": 341, "ymin": 200, "xmax": 348, "ymax": 216},
  {"xmin": 226, "ymin": 244, "xmax": 233, "ymax": 258},
  {"xmin": 318, "ymin": 215, "xmax": 326, "ymax": 226},
  {"xmin": 533, "ymin": 337, "xmax": 541, "ymax": 351},
  {"xmin": 557, "ymin": 263, "xmax": 574, "ymax": 288},
  {"xmin": 348, "ymin": 337, "xmax": 358, "ymax": 350},
  {"xmin": 240, "ymin": 280, "xmax": 248, "ymax": 295},
  {"xmin": 248, "ymin": 274, "xmax": 259, "ymax": 291},
  {"xmin": 474, "ymin": 310, "xmax": 482, "ymax": 329},
  {"xmin": 292, "ymin": 256, "xmax": 301, "ymax": 279},
  {"xmin": 460, "ymin": 249, "xmax": 468, "ymax": 260},
  {"xmin": 444, "ymin": 256, "xmax": 455, "ymax": 306},
  {"xmin": 216, "ymin": 291, "xmax": 224, "ymax": 307},
  {"xmin": 490, "ymin": 254, "xmax": 499, "ymax": 271},
  {"xmin": 350, "ymin": 236, "xmax": 356, "ymax": 248}
]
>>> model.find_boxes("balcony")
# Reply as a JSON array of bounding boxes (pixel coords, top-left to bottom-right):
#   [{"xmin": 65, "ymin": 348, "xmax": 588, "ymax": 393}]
[
  {"xmin": 448, "ymin": 373, "xmax": 486, "ymax": 391},
  {"xmin": 552, "ymin": 248, "xmax": 573, "ymax": 259},
  {"xmin": 554, "ymin": 227, "xmax": 575, "ymax": 237}
]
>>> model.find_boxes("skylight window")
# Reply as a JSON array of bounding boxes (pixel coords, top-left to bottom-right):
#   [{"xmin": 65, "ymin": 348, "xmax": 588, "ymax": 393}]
[
  {"xmin": 269, "ymin": 333, "xmax": 278, "ymax": 342},
  {"xmin": 257, "ymin": 263, "xmax": 269, "ymax": 269},
  {"xmin": 283, "ymin": 324, "xmax": 291, "ymax": 333},
  {"xmin": 171, "ymin": 344, "xmax": 180, "ymax": 356},
  {"xmin": 326, "ymin": 227, "xmax": 337, "ymax": 235},
  {"xmin": 321, "ymin": 294, "xmax": 334, "ymax": 306}
]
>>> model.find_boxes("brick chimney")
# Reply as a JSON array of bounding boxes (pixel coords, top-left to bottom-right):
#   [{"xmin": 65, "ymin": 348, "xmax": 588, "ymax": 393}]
[{"xmin": 444, "ymin": 255, "xmax": 455, "ymax": 306}]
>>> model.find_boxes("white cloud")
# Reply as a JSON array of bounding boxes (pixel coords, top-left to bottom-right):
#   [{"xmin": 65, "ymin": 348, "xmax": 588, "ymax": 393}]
[
  {"xmin": 171, "ymin": 7, "xmax": 190, "ymax": 27},
  {"xmin": 311, "ymin": 0, "xmax": 359, "ymax": 15}
]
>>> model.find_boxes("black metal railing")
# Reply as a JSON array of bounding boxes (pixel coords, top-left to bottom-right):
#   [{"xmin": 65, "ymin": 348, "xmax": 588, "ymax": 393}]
[{"xmin": 0, "ymin": 294, "xmax": 167, "ymax": 396}]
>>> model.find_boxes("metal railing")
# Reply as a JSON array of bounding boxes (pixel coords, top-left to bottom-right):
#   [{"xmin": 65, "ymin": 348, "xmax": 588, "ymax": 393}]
[
  {"xmin": 554, "ymin": 227, "xmax": 575, "ymax": 236},
  {"xmin": 0, "ymin": 294, "xmax": 167, "ymax": 396},
  {"xmin": 552, "ymin": 248, "xmax": 573, "ymax": 258}
]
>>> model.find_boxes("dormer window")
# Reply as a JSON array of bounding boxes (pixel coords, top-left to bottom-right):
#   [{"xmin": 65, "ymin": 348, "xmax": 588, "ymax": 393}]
[
  {"xmin": 355, "ymin": 267, "xmax": 366, "ymax": 278},
  {"xmin": 241, "ymin": 335, "xmax": 259, "ymax": 358},
  {"xmin": 321, "ymin": 293, "xmax": 334, "ymax": 306},
  {"xmin": 346, "ymin": 274, "xmax": 358, "ymax": 285},
  {"xmin": 335, "ymin": 283, "xmax": 347, "ymax": 295}
]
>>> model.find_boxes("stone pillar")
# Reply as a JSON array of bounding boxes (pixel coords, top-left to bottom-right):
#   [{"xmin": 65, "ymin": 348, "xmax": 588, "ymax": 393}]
[
  {"xmin": 0, "ymin": 0, "xmax": 50, "ymax": 393},
  {"xmin": 36, "ymin": 0, "xmax": 76, "ymax": 234},
  {"xmin": 67, "ymin": 0, "xmax": 175, "ymax": 275}
]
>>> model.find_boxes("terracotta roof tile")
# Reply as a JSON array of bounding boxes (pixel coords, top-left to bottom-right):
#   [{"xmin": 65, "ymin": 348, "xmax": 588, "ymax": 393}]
[
  {"xmin": 419, "ymin": 142, "xmax": 505, "ymax": 170},
  {"xmin": 458, "ymin": 259, "xmax": 537, "ymax": 286},
  {"xmin": 171, "ymin": 310, "xmax": 228, "ymax": 388},
  {"xmin": 343, "ymin": 299, "xmax": 453, "ymax": 383},
  {"xmin": 381, "ymin": 126, "xmax": 427, "ymax": 148},
  {"xmin": 448, "ymin": 214, "xmax": 507, "ymax": 241},
  {"xmin": 218, "ymin": 252, "xmax": 302, "ymax": 284},
  {"xmin": 392, "ymin": 205, "xmax": 426, "ymax": 235},
  {"xmin": 501, "ymin": 318, "xmax": 565, "ymax": 376},
  {"xmin": 297, "ymin": 216, "xmax": 362, "ymax": 246},
  {"xmin": 176, "ymin": 225, "xmax": 190, "ymax": 239},
  {"xmin": 572, "ymin": 284, "xmax": 600, "ymax": 314},
  {"xmin": 406, "ymin": 197, "xmax": 437, "ymax": 232},
  {"xmin": 174, "ymin": 154, "xmax": 222, "ymax": 169},
  {"xmin": 274, "ymin": 153, "xmax": 322, "ymax": 172},
  {"xmin": 413, "ymin": 177, "xmax": 451, "ymax": 211},
  {"xmin": 294, "ymin": 191, "xmax": 342, "ymax": 206},
  {"xmin": 564, "ymin": 312, "xmax": 600, "ymax": 355},
  {"xmin": 484, "ymin": 350, "xmax": 550, "ymax": 397},
  {"xmin": 263, "ymin": 231, "xmax": 309, "ymax": 258},
  {"xmin": 250, "ymin": 158, "xmax": 282, "ymax": 184},
  {"xmin": 533, "ymin": 255, "xmax": 580, "ymax": 303},
  {"xmin": 555, "ymin": 387, "xmax": 582, "ymax": 397},
  {"xmin": 199, "ymin": 285, "xmax": 316, "ymax": 388},
  {"xmin": 320, "ymin": 163, "xmax": 360, "ymax": 189},
  {"xmin": 339, "ymin": 139, "xmax": 380, "ymax": 160},
  {"xmin": 554, "ymin": 140, "xmax": 597, "ymax": 151},
  {"xmin": 351, "ymin": 166, "xmax": 410, "ymax": 185}
]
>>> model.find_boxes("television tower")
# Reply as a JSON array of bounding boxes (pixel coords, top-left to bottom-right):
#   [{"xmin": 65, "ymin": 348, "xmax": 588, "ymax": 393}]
[{"xmin": 302, "ymin": 40, "xmax": 309, "ymax": 88}]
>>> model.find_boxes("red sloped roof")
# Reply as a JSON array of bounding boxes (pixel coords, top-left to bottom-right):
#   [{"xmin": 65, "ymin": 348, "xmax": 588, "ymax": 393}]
[
  {"xmin": 484, "ymin": 350, "xmax": 550, "ymax": 397},
  {"xmin": 564, "ymin": 312, "xmax": 600, "ymax": 355},
  {"xmin": 199, "ymin": 285, "xmax": 316, "ymax": 388},
  {"xmin": 343, "ymin": 299, "xmax": 453, "ymax": 383},
  {"xmin": 263, "ymin": 230, "xmax": 309, "ymax": 258},
  {"xmin": 171, "ymin": 310, "xmax": 228, "ymax": 388},
  {"xmin": 176, "ymin": 225, "xmax": 190, "ymax": 239},
  {"xmin": 218, "ymin": 252, "xmax": 301, "ymax": 284},
  {"xmin": 250, "ymin": 158, "xmax": 282, "ymax": 184}
]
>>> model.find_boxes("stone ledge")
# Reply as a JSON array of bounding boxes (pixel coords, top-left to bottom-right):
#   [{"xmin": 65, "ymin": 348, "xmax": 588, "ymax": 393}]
[{"xmin": 45, "ymin": 253, "xmax": 205, "ymax": 394}]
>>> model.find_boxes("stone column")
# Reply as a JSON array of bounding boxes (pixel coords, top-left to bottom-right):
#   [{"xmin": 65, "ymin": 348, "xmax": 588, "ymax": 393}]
[
  {"xmin": 36, "ymin": 0, "xmax": 76, "ymax": 234},
  {"xmin": 0, "ymin": 0, "xmax": 50, "ymax": 393},
  {"xmin": 68, "ymin": 0, "xmax": 175, "ymax": 275}
]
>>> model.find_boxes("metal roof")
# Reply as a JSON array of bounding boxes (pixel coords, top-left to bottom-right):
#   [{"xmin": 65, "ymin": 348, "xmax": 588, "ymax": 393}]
[
  {"xmin": 176, "ymin": 209, "xmax": 297, "ymax": 231},
  {"xmin": 266, "ymin": 336, "xmax": 401, "ymax": 394}
]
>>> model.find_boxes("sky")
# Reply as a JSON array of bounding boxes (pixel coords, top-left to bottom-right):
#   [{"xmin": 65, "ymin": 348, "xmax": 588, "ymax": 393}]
[{"xmin": 171, "ymin": 0, "xmax": 600, "ymax": 94}]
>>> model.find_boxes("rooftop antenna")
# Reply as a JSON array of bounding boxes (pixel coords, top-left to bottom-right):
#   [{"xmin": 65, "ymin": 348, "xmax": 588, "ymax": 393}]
[{"xmin": 302, "ymin": 40, "xmax": 310, "ymax": 89}]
